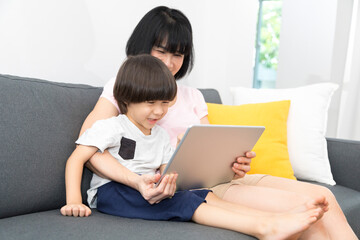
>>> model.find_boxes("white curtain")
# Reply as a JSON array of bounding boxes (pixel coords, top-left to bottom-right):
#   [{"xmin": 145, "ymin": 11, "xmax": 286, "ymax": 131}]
[{"xmin": 337, "ymin": 0, "xmax": 360, "ymax": 141}]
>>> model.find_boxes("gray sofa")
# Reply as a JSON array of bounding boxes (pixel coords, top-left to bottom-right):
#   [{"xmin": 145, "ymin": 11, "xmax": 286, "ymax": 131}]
[{"xmin": 0, "ymin": 74, "xmax": 359, "ymax": 239}]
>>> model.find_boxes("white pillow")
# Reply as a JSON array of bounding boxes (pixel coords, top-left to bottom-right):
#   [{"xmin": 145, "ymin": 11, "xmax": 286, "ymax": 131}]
[{"xmin": 230, "ymin": 83, "xmax": 338, "ymax": 185}]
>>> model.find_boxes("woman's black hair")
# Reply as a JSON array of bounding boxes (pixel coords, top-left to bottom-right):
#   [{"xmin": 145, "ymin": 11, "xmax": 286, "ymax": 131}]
[
  {"xmin": 126, "ymin": 6, "xmax": 194, "ymax": 80},
  {"xmin": 114, "ymin": 54, "xmax": 177, "ymax": 114}
]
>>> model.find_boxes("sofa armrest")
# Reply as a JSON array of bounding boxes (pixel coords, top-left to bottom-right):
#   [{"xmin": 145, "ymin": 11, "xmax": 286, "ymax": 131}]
[{"xmin": 326, "ymin": 137, "xmax": 360, "ymax": 191}]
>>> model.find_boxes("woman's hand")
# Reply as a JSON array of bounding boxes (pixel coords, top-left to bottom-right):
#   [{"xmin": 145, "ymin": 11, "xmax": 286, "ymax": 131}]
[
  {"xmin": 232, "ymin": 151, "xmax": 255, "ymax": 179},
  {"xmin": 176, "ymin": 133, "xmax": 184, "ymax": 147},
  {"xmin": 60, "ymin": 203, "xmax": 92, "ymax": 217},
  {"xmin": 137, "ymin": 173, "xmax": 178, "ymax": 204}
]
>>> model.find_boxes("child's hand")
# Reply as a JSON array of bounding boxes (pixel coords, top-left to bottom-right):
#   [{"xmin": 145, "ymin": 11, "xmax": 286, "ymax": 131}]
[
  {"xmin": 60, "ymin": 203, "xmax": 92, "ymax": 217},
  {"xmin": 137, "ymin": 173, "xmax": 178, "ymax": 205},
  {"xmin": 232, "ymin": 151, "xmax": 255, "ymax": 179}
]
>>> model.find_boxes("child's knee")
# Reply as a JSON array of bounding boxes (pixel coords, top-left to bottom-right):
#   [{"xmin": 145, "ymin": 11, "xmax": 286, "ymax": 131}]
[{"xmin": 205, "ymin": 191, "xmax": 218, "ymax": 201}]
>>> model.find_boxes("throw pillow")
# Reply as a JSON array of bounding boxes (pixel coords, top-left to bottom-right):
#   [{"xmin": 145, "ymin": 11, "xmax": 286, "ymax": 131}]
[
  {"xmin": 207, "ymin": 100, "xmax": 296, "ymax": 180},
  {"xmin": 230, "ymin": 83, "xmax": 338, "ymax": 185}
]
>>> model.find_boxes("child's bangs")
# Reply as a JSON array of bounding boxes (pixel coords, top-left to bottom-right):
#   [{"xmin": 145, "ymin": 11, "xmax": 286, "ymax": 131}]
[
  {"xmin": 145, "ymin": 84, "xmax": 176, "ymax": 101},
  {"xmin": 131, "ymin": 82, "xmax": 176, "ymax": 103}
]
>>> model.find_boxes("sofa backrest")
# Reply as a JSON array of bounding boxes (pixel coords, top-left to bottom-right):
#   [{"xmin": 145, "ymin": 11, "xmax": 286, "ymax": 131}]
[
  {"xmin": 198, "ymin": 88, "xmax": 222, "ymax": 104},
  {"xmin": 0, "ymin": 74, "xmax": 223, "ymax": 219},
  {"xmin": 0, "ymin": 74, "xmax": 101, "ymax": 218}
]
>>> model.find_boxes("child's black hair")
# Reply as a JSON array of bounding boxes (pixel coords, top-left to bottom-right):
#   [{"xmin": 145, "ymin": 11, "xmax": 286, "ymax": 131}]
[
  {"xmin": 126, "ymin": 6, "xmax": 194, "ymax": 80},
  {"xmin": 114, "ymin": 54, "xmax": 177, "ymax": 114}
]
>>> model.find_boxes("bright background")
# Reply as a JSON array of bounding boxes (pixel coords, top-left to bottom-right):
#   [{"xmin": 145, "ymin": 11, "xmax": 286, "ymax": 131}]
[{"xmin": 1, "ymin": 0, "xmax": 359, "ymax": 140}]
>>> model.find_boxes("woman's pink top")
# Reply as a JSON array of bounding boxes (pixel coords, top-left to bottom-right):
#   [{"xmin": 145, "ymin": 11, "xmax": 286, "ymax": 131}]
[{"xmin": 100, "ymin": 78, "xmax": 208, "ymax": 147}]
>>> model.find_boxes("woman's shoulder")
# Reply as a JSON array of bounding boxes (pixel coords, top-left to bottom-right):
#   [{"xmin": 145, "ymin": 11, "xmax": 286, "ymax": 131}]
[
  {"xmin": 102, "ymin": 77, "xmax": 116, "ymax": 92},
  {"xmin": 177, "ymin": 84, "xmax": 203, "ymax": 99},
  {"xmin": 177, "ymin": 84, "xmax": 206, "ymax": 105},
  {"xmin": 100, "ymin": 77, "xmax": 120, "ymax": 113}
]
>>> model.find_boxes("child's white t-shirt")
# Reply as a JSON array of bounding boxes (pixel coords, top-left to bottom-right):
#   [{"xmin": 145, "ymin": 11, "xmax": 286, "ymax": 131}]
[
  {"xmin": 100, "ymin": 78, "xmax": 208, "ymax": 148},
  {"xmin": 76, "ymin": 114, "xmax": 173, "ymax": 208}
]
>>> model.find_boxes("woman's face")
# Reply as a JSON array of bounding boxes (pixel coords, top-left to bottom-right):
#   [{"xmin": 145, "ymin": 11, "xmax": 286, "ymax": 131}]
[{"xmin": 151, "ymin": 45, "xmax": 184, "ymax": 76}]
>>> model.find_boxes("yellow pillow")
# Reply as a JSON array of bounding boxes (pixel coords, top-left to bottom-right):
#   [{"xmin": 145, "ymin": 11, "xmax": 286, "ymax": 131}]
[{"xmin": 207, "ymin": 101, "xmax": 296, "ymax": 180}]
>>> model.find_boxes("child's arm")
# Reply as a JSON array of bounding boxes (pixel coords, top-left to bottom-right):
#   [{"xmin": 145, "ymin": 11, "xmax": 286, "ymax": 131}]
[
  {"xmin": 154, "ymin": 164, "xmax": 177, "ymax": 202},
  {"xmin": 85, "ymin": 150, "xmax": 177, "ymax": 205},
  {"xmin": 60, "ymin": 145, "xmax": 98, "ymax": 217}
]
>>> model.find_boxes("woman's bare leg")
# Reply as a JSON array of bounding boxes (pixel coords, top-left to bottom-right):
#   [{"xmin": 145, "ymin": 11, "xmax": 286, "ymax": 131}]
[
  {"xmin": 192, "ymin": 193, "xmax": 324, "ymax": 240},
  {"xmin": 221, "ymin": 183, "xmax": 330, "ymax": 239},
  {"xmin": 205, "ymin": 192, "xmax": 327, "ymax": 218},
  {"xmin": 256, "ymin": 176, "xmax": 358, "ymax": 240},
  {"xmin": 221, "ymin": 176, "xmax": 357, "ymax": 239}
]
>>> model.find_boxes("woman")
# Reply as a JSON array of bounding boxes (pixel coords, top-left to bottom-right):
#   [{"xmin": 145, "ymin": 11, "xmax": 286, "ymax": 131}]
[{"xmin": 81, "ymin": 6, "xmax": 357, "ymax": 239}]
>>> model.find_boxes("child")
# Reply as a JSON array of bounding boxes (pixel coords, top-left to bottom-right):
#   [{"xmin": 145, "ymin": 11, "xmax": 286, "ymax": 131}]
[{"xmin": 61, "ymin": 54, "xmax": 327, "ymax": 239}]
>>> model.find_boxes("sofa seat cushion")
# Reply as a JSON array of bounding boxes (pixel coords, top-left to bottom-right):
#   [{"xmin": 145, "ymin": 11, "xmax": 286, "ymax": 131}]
[{"xmin": 0, "ymin": 210, "xmax": 255, "ymax": 240}]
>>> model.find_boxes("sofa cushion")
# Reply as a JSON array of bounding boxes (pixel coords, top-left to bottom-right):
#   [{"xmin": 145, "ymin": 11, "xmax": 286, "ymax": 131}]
[
  {"xmin": 0, "ymin": 210, "xmax": 255, "ymax": 240},
  {"xmin": 207, "ymin": 101, "xmax": 296, "ymax": 180},
  {"xmin": 0, "ymin": 74, "xmax": 101, "ymax": 218},
  {"xmin": 230, "ymin": 84, "xmax": 338, "ymax": 185}
]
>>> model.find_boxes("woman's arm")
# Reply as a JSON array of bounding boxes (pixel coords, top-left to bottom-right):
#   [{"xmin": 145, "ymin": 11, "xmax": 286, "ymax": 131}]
[{"xmin": 80, "ymin": 98, "xmax": 119, "ymax": 136}]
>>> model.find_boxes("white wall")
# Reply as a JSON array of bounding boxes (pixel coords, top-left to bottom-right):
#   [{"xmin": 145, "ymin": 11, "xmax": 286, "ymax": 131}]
[
  {"xmin": 277, "ymin": 0, "xmax": 337, "ymax": 87},
  {"xmin": 337, "ymin": 0, "xmax": 360, "ymax": 140},
  {"xmin": 277, "ymin": 0, "xmax": 354, "ymax": 137},
  {"xmin": 0, "ymin": 0, "xmax": 259, "ymax": 105}
]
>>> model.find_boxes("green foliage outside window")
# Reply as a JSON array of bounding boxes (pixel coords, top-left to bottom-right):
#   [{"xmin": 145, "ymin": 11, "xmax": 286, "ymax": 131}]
[{"xmin": 259, "ymin": 1, "xmax": 282, "ymax": 70}]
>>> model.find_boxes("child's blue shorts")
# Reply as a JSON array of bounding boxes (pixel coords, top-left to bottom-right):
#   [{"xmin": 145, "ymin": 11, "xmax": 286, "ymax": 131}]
[{"xmin": 96, "ymin": 181, "xmax": 211, "ymax": 221}]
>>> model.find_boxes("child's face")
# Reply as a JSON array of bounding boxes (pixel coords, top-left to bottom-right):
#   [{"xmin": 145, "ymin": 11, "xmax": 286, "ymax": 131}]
[{"xmin": 126, "ymin": 100, "xmax": 170, "ymax": 135}]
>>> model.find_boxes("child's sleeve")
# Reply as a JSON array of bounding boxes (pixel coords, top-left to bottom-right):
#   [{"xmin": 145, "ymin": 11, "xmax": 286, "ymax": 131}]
[{"xmin": 76, "ymin": 119, "xmax": 119, "ymax": 152}]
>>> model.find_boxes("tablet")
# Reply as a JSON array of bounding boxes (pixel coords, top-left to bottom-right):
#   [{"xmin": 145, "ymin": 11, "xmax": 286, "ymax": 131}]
[{"xmin": 158, "ymin": 124, "xmax": 265, "ymax": 190}]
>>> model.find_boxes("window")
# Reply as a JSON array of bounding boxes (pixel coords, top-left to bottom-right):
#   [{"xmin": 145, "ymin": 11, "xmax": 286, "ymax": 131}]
[{"xmin": 253, "ymin": 0, "xmax": 282, "ymax": 89}]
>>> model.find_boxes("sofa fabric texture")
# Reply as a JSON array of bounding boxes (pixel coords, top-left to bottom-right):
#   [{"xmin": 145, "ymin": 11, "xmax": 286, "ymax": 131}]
[
  {"xmin": 0, "ymin": 75, "xmax": 101, "ymax": 219},
  {"xmin": 0, "ymin": 74, "xmax": 359, "ymax": 239}
]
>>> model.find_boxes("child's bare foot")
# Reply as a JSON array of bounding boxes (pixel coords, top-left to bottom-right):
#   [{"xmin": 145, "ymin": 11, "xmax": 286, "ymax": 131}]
[{"xmin": 255, "ymin": 208, "xmax": 323, "ymax": 240}]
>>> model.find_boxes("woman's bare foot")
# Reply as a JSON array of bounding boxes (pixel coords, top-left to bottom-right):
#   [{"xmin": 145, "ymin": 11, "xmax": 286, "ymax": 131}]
[
  {"xmin": 255, "ymin": 207, "xmax": 324, "ymax": 240},
  {"xmin": 289, "ymin": 195, "xmax": 329, "ymax": 216}
]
